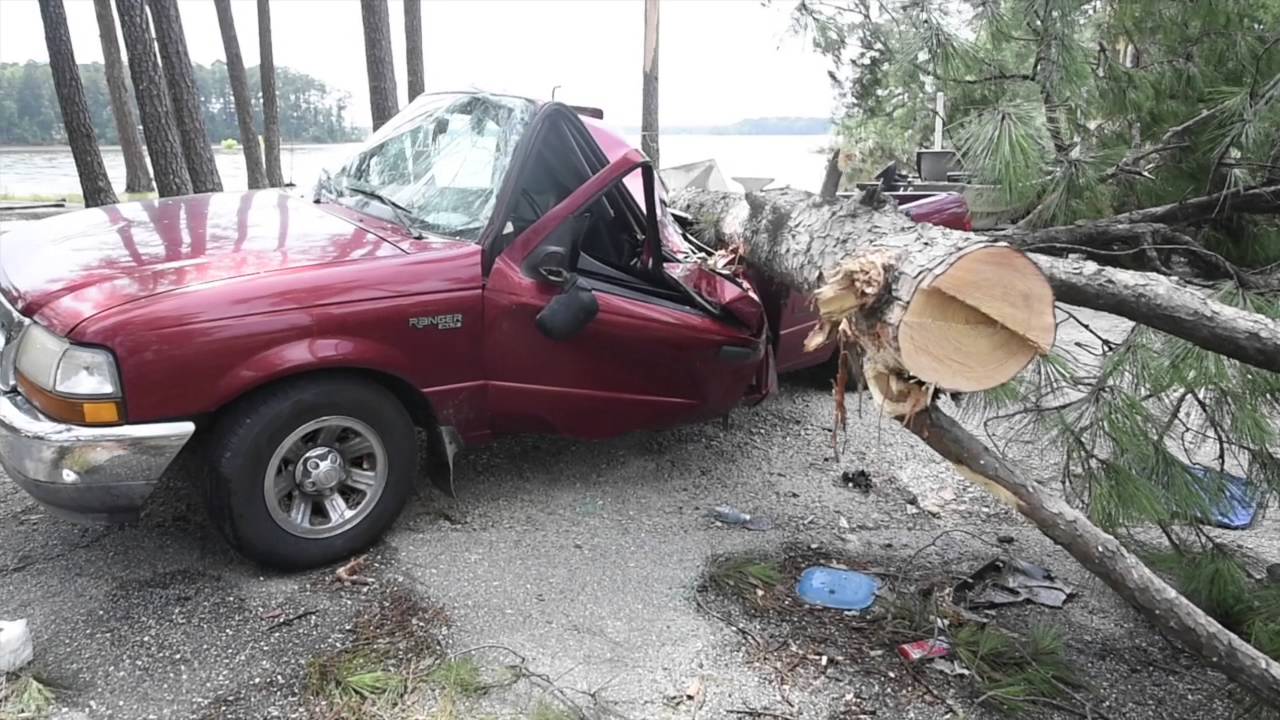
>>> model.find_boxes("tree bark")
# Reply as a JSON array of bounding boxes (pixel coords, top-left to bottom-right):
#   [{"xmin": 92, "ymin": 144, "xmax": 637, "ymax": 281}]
[
  {"xmin": 674, "ymin": 188, "xmax": 1056, "ymax": 395},
  {"xmin": 257, "ymin": 0, "xmax": 284, "ymax": 187},
  {"xmin": 361, "ymin": 0, "xmax": 398, "ymax": 131},
  {"xmin": 904, "ymin": 407, "xmax": 1280, "ymax": 707},
  {"xmin": 404, "ymin": 0, "xmax": 424, "ymax": 101},
  {"xmin": 39, "ymin": 0, "xmax": 118, "ymax": 208},
  {"xmin": 672, "ymin": 186, "xmax": 1280, "ymax": 707},
  {"xmin": 92, "ymin": 0, "xmax": 152, "ymax": 194},
  {"xmin": 115, "ymin": 0, "xmax": 189, "ymax": 197},
  {"xmin": 641, "ymin": 0, "xmax": 660, "ymax": 167},
  {"xmin": 213, "ymin": 0, "xmax": 266, "ymax": 190},
  {"xmin": 147, "ymin": 0, "xmax": 222, "ymax": 193},
  {"xmin": 1035, "ymin": 256, "xmax": 1280, "ymax": 373}
]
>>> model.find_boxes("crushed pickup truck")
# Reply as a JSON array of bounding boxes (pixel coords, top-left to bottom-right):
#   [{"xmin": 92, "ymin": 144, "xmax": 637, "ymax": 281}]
[{"xmin": 0, "ymin": 92, "xmax": 970, "ymax": 568}]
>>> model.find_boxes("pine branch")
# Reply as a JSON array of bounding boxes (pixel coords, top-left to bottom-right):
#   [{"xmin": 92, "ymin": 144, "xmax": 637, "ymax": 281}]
[{"xmin": 1102, "ymin": 78, "xmax": 1280, "ymax": 183}]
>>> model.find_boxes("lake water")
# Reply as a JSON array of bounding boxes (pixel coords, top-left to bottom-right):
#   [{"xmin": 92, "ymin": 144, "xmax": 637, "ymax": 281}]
[{"xmin": 0, "ymin": 134, "xmax": 832, "ymax": 198}]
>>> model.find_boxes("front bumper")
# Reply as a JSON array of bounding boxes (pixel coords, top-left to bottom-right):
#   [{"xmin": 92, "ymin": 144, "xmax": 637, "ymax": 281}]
[{"xmin": 0, "ymin": 392, "xmax": 194, "ymax": 522}]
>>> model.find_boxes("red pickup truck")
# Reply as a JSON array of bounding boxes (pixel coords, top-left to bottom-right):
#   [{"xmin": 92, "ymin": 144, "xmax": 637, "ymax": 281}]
[{"xmin": 0, "ymin": 92, "xmax": 969, "ymax": 568}]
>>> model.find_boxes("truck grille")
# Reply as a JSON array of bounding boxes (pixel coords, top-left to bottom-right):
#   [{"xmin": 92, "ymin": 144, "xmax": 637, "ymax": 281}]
[{"xmin": 0, "ymin": 291, "xmax": 29, "ymax": 391}]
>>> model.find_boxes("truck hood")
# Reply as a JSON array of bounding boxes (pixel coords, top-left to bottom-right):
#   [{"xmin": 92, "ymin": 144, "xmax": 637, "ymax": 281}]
[{"xmin": 0, "ymin": 190, "xmax": 404, "ymax": 333}]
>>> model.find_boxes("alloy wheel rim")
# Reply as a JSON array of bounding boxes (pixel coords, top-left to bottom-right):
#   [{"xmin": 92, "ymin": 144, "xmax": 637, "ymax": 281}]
[{"xmin": 263, "ymin": 415, "xmax": 387, "ymax": 538}]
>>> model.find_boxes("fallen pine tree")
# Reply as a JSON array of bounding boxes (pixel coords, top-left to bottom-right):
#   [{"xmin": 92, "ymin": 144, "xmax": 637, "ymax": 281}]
[{"xmin": 673, "ymin": 184, "xmax": 1280, "ymax": 706}]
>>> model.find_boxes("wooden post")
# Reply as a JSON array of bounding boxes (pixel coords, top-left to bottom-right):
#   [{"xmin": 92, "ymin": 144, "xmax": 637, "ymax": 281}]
[{"xmin": 641, "ymin": 0, "xmax": 660, "ymax": 168}]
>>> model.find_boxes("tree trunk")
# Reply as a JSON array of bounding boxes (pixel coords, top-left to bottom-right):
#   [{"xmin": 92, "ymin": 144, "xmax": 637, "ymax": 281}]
[
  {"xmin": 147, "ymin": 0, "xmax": 222, "ymax": 193},
  {"xmin": 672, "ymin": 186, "xmax": 1280, "ymax": 707},
  {"xmin": 904, "ymin": 407, "xmax": 1280, "ymax": 707},
  {"xmin": 39, "ymin": 0, "xmax": 118, "ymax": 208},
  {"xmin": 819, "ymin": 148, "xmax": 841, "ymax": 201},
  {"xmin": 1034, "ymin": 256, "xmax": 1280, "ymax": 373},
  {"xmin": 257, "ymin": 0, "xmax": 284, "ymax": 187},
  {"xmin": 115, "ymin": 0, "xmax": 189, "ymax": 197},
  {"xmin": 213, "ymin": 0, "xmax": 266, "ymax": 190},
  {"xmin": 92, "ymin": 0, "xmax": 152, "ymax": 194},
  {"xmin": 404, "ymin": 0, "xmax": 424, "ymax": 101},
  {"xmin": 361, "ymin": 0, "xmax": 398, "ymax": 131},
  {"xmin": 641, "ymin": 0, "xmax": 660, "ymax": 167},
  {"xmin": 673, "ymin": 188, "xmax": 1056, "ymax": 395}
]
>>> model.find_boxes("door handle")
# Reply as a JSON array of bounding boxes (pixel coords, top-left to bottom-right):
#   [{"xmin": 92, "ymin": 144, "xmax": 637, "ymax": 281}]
[{"xmin": 719, "ymin": 344, "xmax": 761, "ymax": 364}]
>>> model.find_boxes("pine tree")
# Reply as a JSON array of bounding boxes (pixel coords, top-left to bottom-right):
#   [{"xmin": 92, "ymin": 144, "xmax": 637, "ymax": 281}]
[
  {"xmin": 257, "ymin": 0, "xmax": 284, "ymax": 187},
  {"xmin": 147, "ymin": 0, "xmax": 222, "ymax": 193},
  {"xmin": 213, "ymin": 0, "xmax": 266, "ymax": 189},
  {"xmin": 38, "ymin": 0, "xmax": 118, "ymax": 208},
  {"xmin": 114, "ymin": 0, "xmax": 189, "ymax": 197},
  {"xmin": 361, "ymin": 0, "xmax": 398, "ymax": 131},
  {"xmin": 404, "ymin": 0, "xmax": 424, "ymax": 101},
  {"xmin": 91, "ymin": 0, "xmax": 152, "ymax": 194}
]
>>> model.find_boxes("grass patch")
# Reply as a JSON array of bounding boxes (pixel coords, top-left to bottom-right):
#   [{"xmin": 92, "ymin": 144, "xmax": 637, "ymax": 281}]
[
  {"xmin": 302, "ymin": 587, "xmax": 448, "ymax": 719},
  {"xmin": 0, "ymin": 674, "xmax": 55, "ymax": 719},
  {"xmin": 0, "ymin": 191, "xmax": 157, "ymax": 205},
  {"xmin": 951, "ymin": 624, "xmax": 1076, "ymax": 714},
  {"xmin": 428, "ymin": 658, "xmax": 486, "ymax": 697},
  {"xmin": 707, "ymin": 554, "xmax": 783, "ymax": 605},
  {"xmin": 305, "ymin": 646, "xmax": 407, "ymax": 709}
]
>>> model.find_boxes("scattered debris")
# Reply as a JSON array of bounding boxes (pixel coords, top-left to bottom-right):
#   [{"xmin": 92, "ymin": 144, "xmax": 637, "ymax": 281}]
[
  {"xmin": 897, "ymin": 638, "xmax": 950, "ymax": 662},
  {"xmin": 957, "ymin": 558, "xmax": 1075, "ymax": 609},
  {"xmin": 839, "ymin": 469, "xmax": 873, "ymax": 493},
  {"xmin": 266, "ymin": 609, "xmax": 319, "ymax": 632},
  {"xmin": 0, "ymin": 619, "xmax": 33, "ymax": 673},
  {"xmin": 666, "ymin": 676, "xmax": 707, "ymax": 711},
  {"xmin": 335, "ymin": 555, "xmax": 373, "ymax": 586},
  {"xmin": 709, "ymin": 504, "xmax": 773, "ymax": 531},
  {"xmin": 260, "ymin": 608, "xmax": 285, "ymax": 621},
  {"xmin": 929, "ymin": 658, "xmax": 971, "ymax": 677},
  {"xmin": 795, "ymin": 566, "xmax": 879, "ymax": 611},
  {"xmin": 1186, "ymin": 465, "xmax": 1257, "ymax": 530}
]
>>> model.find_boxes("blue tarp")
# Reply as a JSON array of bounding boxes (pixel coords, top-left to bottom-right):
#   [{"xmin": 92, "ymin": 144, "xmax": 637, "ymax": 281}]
[{"xmin": 1186, "ymin": 465, "xmax": 1257, "ymax": 530}]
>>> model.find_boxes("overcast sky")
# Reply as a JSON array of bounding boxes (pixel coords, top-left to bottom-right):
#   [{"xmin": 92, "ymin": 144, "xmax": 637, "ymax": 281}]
[{"xmin": 0, "ymin": 0, "xmax": 837, "ymax": 129}]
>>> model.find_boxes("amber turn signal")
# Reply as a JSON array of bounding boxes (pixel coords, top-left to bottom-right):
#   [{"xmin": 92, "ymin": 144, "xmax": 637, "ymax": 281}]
[{"xmin": 17, "ymin": 374, "xmax": 123, "ymax": 426}]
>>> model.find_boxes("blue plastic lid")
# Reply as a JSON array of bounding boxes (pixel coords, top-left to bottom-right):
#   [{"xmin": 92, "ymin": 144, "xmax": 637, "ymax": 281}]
[{"xmin": 795, "ymin": 566, "xmax": 879, "ymax": 611}]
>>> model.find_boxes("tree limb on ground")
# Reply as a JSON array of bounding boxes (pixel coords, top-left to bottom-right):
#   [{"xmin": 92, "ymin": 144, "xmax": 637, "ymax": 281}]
[
  {"xmin": 672, "ymin": 186, "xmax": 1280, "ymax": 706},
  {"xmin": 1034, "ymin": 256, "xmax": 1280, "ymax": 374}
]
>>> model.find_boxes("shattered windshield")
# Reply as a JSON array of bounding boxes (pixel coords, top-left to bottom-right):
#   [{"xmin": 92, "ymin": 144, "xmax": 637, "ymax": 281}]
[{"xmin": 317, "ymin": 93, "xmax": 535, "ymax": 241}]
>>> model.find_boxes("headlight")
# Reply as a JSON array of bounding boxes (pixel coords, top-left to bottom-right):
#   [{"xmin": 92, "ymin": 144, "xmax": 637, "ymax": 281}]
[{"xmin": 14, "ymin": 324, "xmax": 122, "ymax": 425}]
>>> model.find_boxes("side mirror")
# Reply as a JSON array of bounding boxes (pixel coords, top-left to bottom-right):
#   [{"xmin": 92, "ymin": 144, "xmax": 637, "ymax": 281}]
[
  {"xmin": 523, "ymin": 213, "xmax": 589, "ymax": 286},
  {"xmin": 536, "ymin": 275, "xmax": 598, "ymax": 341}
]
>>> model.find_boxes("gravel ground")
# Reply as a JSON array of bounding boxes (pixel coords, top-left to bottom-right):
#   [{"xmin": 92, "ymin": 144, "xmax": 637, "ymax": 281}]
[{"xmin": 2, "ymin": 357, "xmax": 1274, "ymax": 719}]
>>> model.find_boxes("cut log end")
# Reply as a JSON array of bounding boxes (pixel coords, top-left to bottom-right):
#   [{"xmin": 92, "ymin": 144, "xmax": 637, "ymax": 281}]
[{"xmin": 898, "ymin": 245, "xmax": 1056, "ymax": 392}]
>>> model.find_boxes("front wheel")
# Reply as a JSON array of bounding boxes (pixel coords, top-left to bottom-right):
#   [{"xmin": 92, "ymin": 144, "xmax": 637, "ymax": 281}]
[{"xmin": 205, "ymin": 376, "xmax": 417, "ymax": 569}]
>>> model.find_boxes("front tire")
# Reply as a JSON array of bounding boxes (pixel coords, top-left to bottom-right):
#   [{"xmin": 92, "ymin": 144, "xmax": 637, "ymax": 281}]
[{"xmin": 205, "ymin": 375, "xmax": 417, "ymax": 569}]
